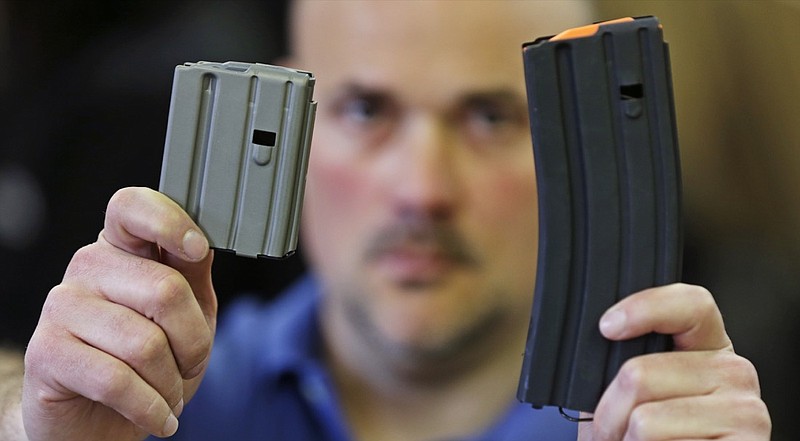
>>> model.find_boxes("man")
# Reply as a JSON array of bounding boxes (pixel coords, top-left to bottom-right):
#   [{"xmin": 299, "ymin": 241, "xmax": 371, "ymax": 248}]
[{"xmin": 0, "ymin": 1, "xmax": 770, "ymax": 440}]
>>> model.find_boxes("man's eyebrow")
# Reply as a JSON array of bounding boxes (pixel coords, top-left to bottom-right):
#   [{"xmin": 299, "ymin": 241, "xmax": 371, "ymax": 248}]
[
  {"xmin": 334, "ymin": 82, "xmax": 393, "ymax": 98},
  {"xmin": 459, "ymin": 89, "xmax": 527, "ymax": 105},
  {"xmin": 329, "ymin": 84, "xmax": 527, "ymax": 112}
]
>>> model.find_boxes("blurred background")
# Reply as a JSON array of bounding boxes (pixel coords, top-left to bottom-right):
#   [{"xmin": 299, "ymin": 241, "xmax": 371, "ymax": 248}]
[
  {"xmin": 1, "ymin": 1, "xmax": 797, "ymax": 439},
  {"xmin": 0, "ymin": 0, "xmax": 305, "ymax": 344}
]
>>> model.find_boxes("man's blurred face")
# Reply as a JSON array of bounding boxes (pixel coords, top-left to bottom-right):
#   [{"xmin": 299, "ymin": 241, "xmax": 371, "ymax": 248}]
[{"xmin": 296, "ymin": 1, "xmax": 589, "ymax": 366}]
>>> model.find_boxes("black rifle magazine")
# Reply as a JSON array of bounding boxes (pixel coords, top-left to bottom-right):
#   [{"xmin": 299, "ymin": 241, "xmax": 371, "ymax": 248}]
[{"xmin": 517, "ymin": 16, "xmax": 683, "ymax": 413}]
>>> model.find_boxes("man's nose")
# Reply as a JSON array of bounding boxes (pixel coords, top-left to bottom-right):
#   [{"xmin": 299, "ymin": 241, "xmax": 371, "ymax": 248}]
[{"xmin": 388, "ymin": 116, "xmax": 462, "ymax": 220}]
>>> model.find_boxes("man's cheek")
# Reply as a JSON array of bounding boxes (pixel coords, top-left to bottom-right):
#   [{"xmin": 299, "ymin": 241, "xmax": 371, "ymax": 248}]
[
  {"xmin": 476, "ymin": 173, "xmax": 537, "ymax": 223},
  {"xmin": 303, "ymin": 160, "xmax": 370, "ymax": 273},
  {"xmin": 309, "ymin": 161, "xmax": 367, "ymax": 212}
]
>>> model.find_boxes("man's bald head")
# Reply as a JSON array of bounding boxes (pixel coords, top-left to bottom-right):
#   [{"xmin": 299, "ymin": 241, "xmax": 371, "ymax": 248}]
[{"xmin": 288, "ymin": 0, "xmax": 595, "ymax": 66}]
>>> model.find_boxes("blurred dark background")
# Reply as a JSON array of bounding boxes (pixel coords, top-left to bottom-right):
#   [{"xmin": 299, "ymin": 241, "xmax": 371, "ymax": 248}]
[
  {"xmin": 1, "ymin": 1, "xmax": 797, "ymax": 440},
  {"xmin": 0, "ymin": 0, "xmax": 305, "ymax": 346}
]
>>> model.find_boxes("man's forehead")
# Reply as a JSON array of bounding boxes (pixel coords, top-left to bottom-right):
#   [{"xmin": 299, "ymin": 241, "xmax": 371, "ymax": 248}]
[
  {"xmin": 291, "ymin": 0, "xmax": 593, "ymax": 104},
  {"xmin": 292, "ymin": 0, "xmax": 593, "ymax": 57}
]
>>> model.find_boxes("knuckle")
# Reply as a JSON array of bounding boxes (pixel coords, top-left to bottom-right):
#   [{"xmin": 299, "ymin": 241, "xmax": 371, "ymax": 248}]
[
  {"xmin": 25, "ymin": 305, "xmax": 79, "ymax": 379},
  {"xmin": 24, "ymin": 331, "xmax": 53, "ymax": 377},
  {"xmin": 739, "ymin": 394, "xmax": 768, "ymax": 415},
  {"xmin": 716, "ymin": 352, "xmax": 762, "ymax": 393},
  {"xmin": 627, "ymin": 403, "xmax": 656, "ymax": 440},
  {"xmin": 39, "ymin": 285, "xmax": 72, "ymax": 319},
  {"xmin": 127, "ymin": 327, "xmax": 170, "ymax": 366},
  {"xmin": 36, "ymin": 286, "xmax": 84, "ymax": 342},
  {"xmin": 688, "ymin": 285, "xmax": 718, "ymax": 316},
  {"xmin": 93, "ymin": 361, "xmax": 134, "ymax": 403},
  {"xmin": 105, "ymin": 189, "xmax": 135, "ymax": 228},
  {"xmin": 180, "ymin": 331, "xmax": 212, "ymax": 378},
  {"xmin": 726, "ymin": 394, "xmax": 772, "ymax": 435},
  {"xmin": 69, "ymin": 243, "xmax": 96, "ymax": 265},
  {"xmin": 616, "ymin": 356, "xmax": 650, "ymax": 395},
  {"xmin": 746, "ymin": 397, "xmax": 772, "ymax": 434},
  {"xmin": 63, "ymin": 243, "xmax": 102, "ymax": 278},
  {"xmin": 730, "ymin": 356, "xmax": 760, "ymax": 388},
  {"xmin": 588, "ymin": 402, "xmax": 620, "ymax": 441},
  {"xmin": 107, "ymin": 187, "xmax": 138, "ymax": 213},
  {"xmin": 188, "ymin": 326, "xmax": 213, "ymax": 358},
  {"xmin": 152, "ymin": 271, "xmax": 190, "ymax": 313}
]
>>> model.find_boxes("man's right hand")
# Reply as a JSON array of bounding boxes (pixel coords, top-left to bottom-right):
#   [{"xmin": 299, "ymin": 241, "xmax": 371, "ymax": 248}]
[{"xmin": 22, "ymin": 187, "xmax": 218, "ymax": 441}]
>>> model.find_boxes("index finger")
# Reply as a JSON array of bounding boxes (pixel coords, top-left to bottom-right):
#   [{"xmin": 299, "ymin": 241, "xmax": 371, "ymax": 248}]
[
  {"xmin": 598, "ymin": 283, "xmax": 733, "ymax": 352},
  {"xmin": 102, "ymin": 187, "xmax": 209, "ymax": 262}
]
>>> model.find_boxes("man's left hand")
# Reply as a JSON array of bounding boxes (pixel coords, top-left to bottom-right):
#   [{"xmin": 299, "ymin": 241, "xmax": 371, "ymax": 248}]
[{"xmin": 578, "ymin": 283, "xmax": 771, "ymax": 440}]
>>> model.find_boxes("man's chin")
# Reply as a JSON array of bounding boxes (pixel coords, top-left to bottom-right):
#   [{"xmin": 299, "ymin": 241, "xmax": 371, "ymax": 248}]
[
  {"xmin": 367, "ymin": 284, "xmax": 480, "ymax": 352},
  {"xmin": 368, "ymin": 306, "xmax": 505, "ymax": 379}
]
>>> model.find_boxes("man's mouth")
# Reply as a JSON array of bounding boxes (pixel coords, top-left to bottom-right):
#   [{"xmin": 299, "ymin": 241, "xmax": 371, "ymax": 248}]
[
  {"xmin": 375, "ymin": 247, "xmax": 455, "ymax": 285},
  {"xmin": 363, "ymin": 220, "xmax": 479, "ymax": 287}
]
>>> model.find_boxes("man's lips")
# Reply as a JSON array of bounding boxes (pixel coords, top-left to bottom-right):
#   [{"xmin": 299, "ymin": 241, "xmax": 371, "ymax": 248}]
[
  {"xmin": 362, "ymin": 220, "xmax": 480, "ymax": 285},
  {"xmin": 381, "ymin": 247, "xmax": 450, "ymax": 267},
  {"xmin": 372, "ymin": 246, "xmax": 461, "ymax": 285}
]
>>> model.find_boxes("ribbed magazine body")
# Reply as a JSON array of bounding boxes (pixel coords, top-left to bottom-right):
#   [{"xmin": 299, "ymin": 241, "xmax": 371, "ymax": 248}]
[
  {"xmin": 517, "ymin": 16, "xmax": 682, "ymax": 412},
  {"xmin": 159, "ymin": 61, "xmax": 316, "ymax": 258}
]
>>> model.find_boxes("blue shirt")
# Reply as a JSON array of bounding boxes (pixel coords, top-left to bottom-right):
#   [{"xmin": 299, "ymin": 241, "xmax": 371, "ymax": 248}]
[{"xmin": 156, "ymin": 276, "xmax": 577, "ymax": 440}]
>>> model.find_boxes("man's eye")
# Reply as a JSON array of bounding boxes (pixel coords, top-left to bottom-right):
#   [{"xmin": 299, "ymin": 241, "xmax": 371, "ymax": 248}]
[
  {"xmin": 460, "ymin": 99, "xmax": 528, "ymax": 144},
  {"xmin": 467, "ymin": 101, "xmax": 521, "ymax": 127},
  {"xmin": 338, "ymin": 95, "xmax": 391, "ymax": 125},
  {"xmin": 328, "ymin": 92, "xmax": 398, "ymax": 145}
]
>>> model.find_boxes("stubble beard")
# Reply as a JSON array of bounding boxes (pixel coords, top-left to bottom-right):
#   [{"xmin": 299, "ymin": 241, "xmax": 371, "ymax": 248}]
[
  {"xmin": 325, "ymin": 216, "xmax": 516, "ymax": 381},
  {"xmin": 338, "ymin": 281, "xmax": 510, "ymax": 383}
]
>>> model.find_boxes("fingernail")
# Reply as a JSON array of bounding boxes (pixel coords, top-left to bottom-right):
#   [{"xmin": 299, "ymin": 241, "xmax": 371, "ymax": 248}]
[
  {"xmin": 599, "ymin": 309, "xmax": 626, "ymax": 338},
  {"xmin": 182, "ymin": 229, "xmax": 208, "ymax": 261},
  {"xmin": 163, "ymin": 412, "xmax": 179, "ymax": 436}
]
